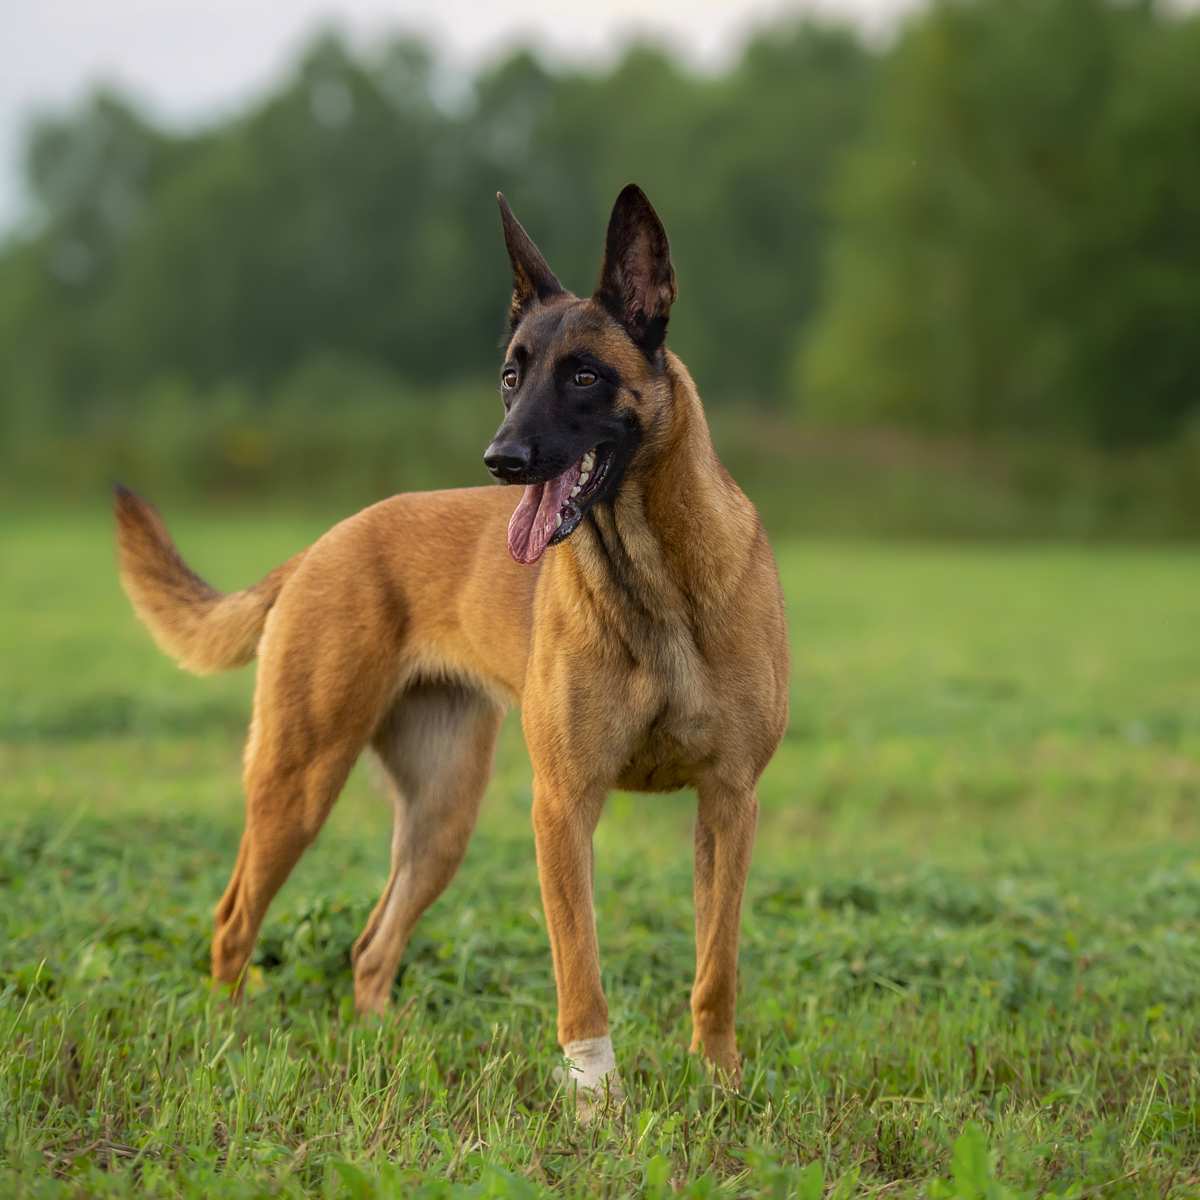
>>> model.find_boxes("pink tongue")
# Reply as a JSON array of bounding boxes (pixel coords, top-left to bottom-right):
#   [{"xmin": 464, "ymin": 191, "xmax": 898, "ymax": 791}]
[{"xmin": 506, "ymin": 461, "xmax": 582, "ymax": 565}]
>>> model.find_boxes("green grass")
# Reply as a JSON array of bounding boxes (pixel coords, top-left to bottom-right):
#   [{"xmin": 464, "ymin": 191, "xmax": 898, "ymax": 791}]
[{"xmin": 2, "ymin": 510, "xmax": 1199, "ymax": 1197}]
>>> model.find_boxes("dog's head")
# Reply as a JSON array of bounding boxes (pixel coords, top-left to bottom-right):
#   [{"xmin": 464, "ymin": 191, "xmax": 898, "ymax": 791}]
[{"xmin": 483, "ymin": 184, "xmax": 678, "ymax": 565}]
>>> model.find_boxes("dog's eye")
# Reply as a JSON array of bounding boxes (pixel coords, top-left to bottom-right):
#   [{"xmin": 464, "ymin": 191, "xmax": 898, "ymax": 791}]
[
  {"xmin": 573, "ymin": 369, "xmax": 597, "ymax": 388},
  {"xmin": 501, "ymin": 368, "xmax": 518, "ymax": 390}
]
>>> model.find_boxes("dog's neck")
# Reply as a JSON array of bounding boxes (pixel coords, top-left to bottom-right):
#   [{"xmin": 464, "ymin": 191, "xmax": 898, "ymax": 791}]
[{"xmin": 565, "ymin": 353, "xmax": 759, "ymax": 627}]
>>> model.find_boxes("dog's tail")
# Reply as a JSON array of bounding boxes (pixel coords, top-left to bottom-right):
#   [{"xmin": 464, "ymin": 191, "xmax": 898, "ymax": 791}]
[{"xmin": 113, "ymin": 485, "xmax": 306, "ymax": 675}]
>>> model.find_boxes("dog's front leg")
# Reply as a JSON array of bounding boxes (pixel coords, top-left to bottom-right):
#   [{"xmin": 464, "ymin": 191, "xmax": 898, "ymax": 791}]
[
  {"xmin": 531, "ymin": 779, "xmax": 621, "ymax": 1113},
  {"xmin": 690, "ymin": 779, "xmax": 759, "ymax": 1082}
]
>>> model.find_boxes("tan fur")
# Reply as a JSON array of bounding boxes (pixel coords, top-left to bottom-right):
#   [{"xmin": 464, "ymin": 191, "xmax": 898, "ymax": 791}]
[
  {"xmin": 115, "ymin": 237, "xmax": 788, "ymax": 1088},
  {"xmin": 114, "ymin": 486, "xmax": 305, "ymax": 674}
]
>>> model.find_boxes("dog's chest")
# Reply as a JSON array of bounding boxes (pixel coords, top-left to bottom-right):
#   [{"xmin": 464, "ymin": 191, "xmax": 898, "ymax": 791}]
[{"xmin": 614, "ymin": 638, "xmax": 718, "ymax": 793}]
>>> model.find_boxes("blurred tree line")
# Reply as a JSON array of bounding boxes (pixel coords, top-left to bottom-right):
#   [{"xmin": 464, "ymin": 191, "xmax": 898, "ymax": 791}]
[
  {"xmin": 1, "ymin": 0, "xmax": 1198, "ymax": 487},
  {"xmin": 804, "ymin": 0, "xmax": 1200, "ymax": 447},
  {"xmin": 1, "ymin": 21, "xmax": 870, "ymax": 429}
]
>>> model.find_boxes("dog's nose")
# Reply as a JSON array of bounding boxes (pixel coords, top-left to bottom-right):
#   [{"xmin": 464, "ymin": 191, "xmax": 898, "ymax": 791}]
[{"xmin": 484, "ymin": 440, "xmax": 533, "ymax": 480}]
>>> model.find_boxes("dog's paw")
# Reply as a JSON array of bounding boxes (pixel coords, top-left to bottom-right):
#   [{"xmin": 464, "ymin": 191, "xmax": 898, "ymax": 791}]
[
  {"xmin": 556, "ymin": 1035, "xmax": 625, "ymax": 1123},
  {"xmin": 553, "ymin": 1064, "xmax": 625, "ymax": 1123},
  {"xmin": 690, "ymin": 1032, "xmax": 742, "ymax": 1087}
]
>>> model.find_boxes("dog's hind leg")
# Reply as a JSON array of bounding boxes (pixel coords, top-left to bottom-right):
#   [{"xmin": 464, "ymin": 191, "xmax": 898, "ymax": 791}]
[
  {"xmin": 352, "ymin": 680, "xmax": 502, "ymax": 1015},
  {"xmin": 211, "ymin": 613, "xmax": 400, "ymax": 993},
  {"xmin": 212, "ymin": 747, "xmax": 360, "ymax": 992}
]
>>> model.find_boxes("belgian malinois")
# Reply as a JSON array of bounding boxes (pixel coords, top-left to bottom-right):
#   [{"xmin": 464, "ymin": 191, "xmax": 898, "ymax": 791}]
[{"xmin": 115, "ymin": 185, "xmax": 789, "ymax": 1106}]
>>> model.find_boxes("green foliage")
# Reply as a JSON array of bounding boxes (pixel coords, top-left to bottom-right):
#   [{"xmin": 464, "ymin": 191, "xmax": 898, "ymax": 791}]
[
  {"xmin": 927, "ymin": 1124, "xmax": 1016, "ymax": 1200},
  {"xmin": 0, "ymin": 21, "xmax": 873, "ymax": 431},
  {"xmin": 8, "ymin": 377, "xmax": 1200, "ymax": 539},
  {"xmin": 3, "ymin": 514, "xmax": 1200, "ymax": 1195},
  {"xmin": 802, "ymin": 0, "xmax": 1200, "ymax": 446},
  {"xmin": 3, "ymin": 1, "xmax": 1199, "ymax": 532}
]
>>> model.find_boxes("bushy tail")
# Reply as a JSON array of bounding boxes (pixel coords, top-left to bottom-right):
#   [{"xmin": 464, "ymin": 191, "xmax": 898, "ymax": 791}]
[{"xmin": 113, "ymin": 486, "xmax": 305, "ymax": 675}]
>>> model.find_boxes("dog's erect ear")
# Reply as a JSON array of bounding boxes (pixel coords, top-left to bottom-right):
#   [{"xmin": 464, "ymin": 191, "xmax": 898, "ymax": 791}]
[
  {"xmin": 497, "ymin": 193, "xmax": 564, "ymax": 329},
  {"xmin": 594, "ymin": 184, "xmax": 677, "ymax": 357}
]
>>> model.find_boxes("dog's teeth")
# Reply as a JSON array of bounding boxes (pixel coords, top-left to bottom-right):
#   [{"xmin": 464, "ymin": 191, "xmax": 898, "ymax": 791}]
[
  {"xmin": 582, "ymin": 452, "xmax": 595, "ymax": 472},
  {"xmin": 554, "ymin": 513, "xmax": 563, "ymax": 529},
  {"xmin": 570, "ymin": 485, "xmax": 581, "ymax": 498},
  {"xmin": 578, "ymin": 472, "xmax": 590, "ymax": 487}
]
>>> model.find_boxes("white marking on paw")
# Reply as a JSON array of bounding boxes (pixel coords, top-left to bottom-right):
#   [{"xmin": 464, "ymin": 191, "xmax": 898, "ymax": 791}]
[{"xmin": 562, "ymin": 1035, "xmax": 617, "ymax": 1091}]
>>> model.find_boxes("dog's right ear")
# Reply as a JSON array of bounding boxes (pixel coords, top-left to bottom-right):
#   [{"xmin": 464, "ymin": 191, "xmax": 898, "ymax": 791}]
[{"xmin": 497, "ymin": 193, "xmax": 564, "ymax": 329}]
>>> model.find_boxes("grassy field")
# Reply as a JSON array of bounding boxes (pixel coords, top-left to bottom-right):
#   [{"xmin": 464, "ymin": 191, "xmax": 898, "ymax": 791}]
[{"xmin": 2, "ymin": 508, "xmax": 1199, "ymax": 1197}]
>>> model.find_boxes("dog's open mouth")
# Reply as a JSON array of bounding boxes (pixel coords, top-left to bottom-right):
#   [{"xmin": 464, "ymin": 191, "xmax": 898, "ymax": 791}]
[{"xmin": 507, "ymin": 446, "xmax": 611, "ymax": 565}]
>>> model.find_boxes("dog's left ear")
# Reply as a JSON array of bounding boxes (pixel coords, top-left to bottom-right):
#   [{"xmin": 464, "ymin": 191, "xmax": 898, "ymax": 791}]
[
  {"xmin": 497, "ymin": 193, "xmax": 564, "ymax": 329},
  {"xmin": 594, "ymin": 184, "xmax": 677, "ymax": 358}
]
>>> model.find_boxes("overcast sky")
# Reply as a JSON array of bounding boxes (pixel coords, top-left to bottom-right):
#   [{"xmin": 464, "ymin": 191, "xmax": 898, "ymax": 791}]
[{"xmin": 3, "ymin": 0, "xmax": 925, "ymax": 230}]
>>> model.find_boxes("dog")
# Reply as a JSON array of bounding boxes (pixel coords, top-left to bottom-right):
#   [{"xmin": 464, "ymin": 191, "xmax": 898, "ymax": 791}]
[{"xmin": 114, "ymin": 184, "xmax": 789, "ymax": 1107}]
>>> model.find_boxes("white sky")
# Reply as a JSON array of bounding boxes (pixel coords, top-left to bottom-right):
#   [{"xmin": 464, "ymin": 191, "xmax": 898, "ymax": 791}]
[{"xmin": 3, "ymin": 0, "xmax": 921, "ymax": 230}]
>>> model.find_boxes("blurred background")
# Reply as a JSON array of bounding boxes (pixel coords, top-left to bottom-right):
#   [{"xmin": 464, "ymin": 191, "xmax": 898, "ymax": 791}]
[
  {"xmin": 4, "ymin": 0, "xmax": 1200, "ymax": 538},
  {"xmin": 4, "ymin": 11, "xmax": 1200, "ymax": 1190}
]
